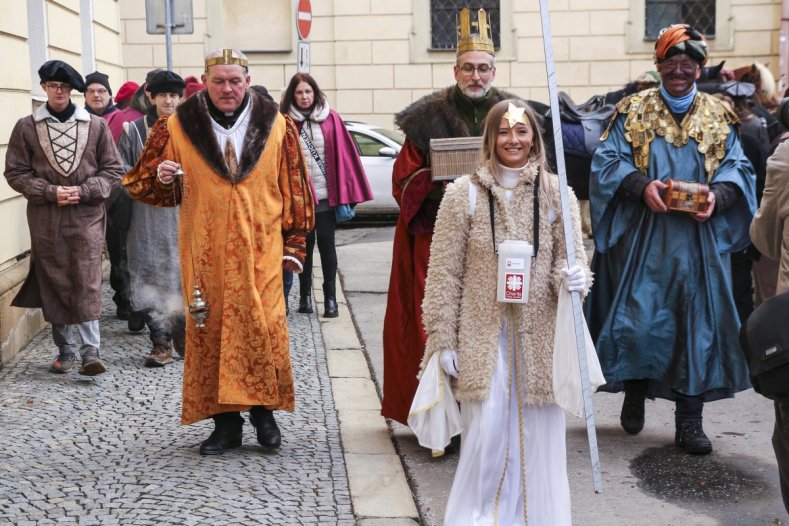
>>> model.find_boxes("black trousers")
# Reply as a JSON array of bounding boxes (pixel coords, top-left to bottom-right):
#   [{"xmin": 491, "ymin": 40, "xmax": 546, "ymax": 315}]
[
  {"xmin": 730, "ymin": 250, "xmax": 754, "ymax": 325},
  {"xmin": 775, "ymin": 399, "xmax": 789, "ymax": 514},
  {"xmin": 299, "ymin": 210, "xmax": 338, "ymax": 297},
  {"xmin": 105, "ymin": 193, "xmax": 132, "ymax": 309},
  {"xmin": 623, "ymin": 379, "xmax": 704, "ymax": 420}
]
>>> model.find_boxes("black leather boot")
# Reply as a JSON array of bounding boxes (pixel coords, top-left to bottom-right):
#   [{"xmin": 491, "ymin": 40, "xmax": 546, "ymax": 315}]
[
  {"xmin": 249, "ymin": 406, "xmax": 281, "ymax": 450},
  {"xmin": 674, "ymin": 396, "xmax": 711, "ymax": 454},
  {"xmin": 620, "ymin": 379, "xmax": 648, "ymax": 435},
  {"xmin": 199, "ymin": 412, "xmax": 243, "ymax": 455},
  {"xmin": 620, "ymin": 392, "xmax": 646, "ymax": 434},
  {"xmin": 675, "ymin": 420, "xmax": 712, "ymax": 454},
  {"xmin": 323, "ymin": 282, "xmax": 338, "ymax": 318},
  {"xmin": 298, "ymin": 294, "xmax": 313, "ymax": 314}
]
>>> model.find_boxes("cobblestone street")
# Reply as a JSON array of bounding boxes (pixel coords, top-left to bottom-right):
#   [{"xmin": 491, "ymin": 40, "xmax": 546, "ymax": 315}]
[{"xmin": 0, "ymin": 286, "xmax": 355, "ymax": 525}]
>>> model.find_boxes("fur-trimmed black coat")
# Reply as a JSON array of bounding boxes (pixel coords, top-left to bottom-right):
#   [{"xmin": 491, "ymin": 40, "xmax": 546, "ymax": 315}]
[{"xmin": 394, "ymin": 86, "xmax": 520, "ymax": 156}]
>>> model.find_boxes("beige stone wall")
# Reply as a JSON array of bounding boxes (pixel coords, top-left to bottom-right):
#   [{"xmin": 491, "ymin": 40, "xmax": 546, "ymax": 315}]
[
  {"xmin": 118, "ymin": 1, "xmax": 781, "ymax": 129},
  {"xmin": 119, "ymin": 0, "xmax": 209, "ymax": 83}
]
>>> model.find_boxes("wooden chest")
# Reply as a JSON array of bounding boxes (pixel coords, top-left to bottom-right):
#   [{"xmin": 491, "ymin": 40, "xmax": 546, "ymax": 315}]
[
  {"xmin": 662, "ymin": 179, "xmax": 709, "ymax": 214},
  {"xmin": 429, "ymin": 137, "xmax": 483, "ymax": 182}
]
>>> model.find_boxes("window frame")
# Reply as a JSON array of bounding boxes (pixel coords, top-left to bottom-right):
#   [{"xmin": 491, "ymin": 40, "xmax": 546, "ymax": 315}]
[
  {"xmin": 625, "ymin": 0, "xmax": 733, "ymax": 54},
  {"xmin": 409, "ymin": 0, "xmax": 513, "ymax": 64},
  {"xmin": 428, "ymin": 0, "xmax": 501, "ymax": 52}
]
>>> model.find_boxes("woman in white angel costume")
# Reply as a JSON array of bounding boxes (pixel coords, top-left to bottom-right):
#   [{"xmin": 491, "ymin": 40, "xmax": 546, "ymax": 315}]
[{"xmin": 418, "ymin": 99, "xmax": 591, "ymax": 525}]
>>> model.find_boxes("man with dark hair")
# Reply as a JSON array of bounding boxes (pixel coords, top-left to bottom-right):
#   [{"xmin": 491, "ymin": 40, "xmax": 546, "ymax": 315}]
[
  {"xmin": 586, "ymin": 24, "xmax": 756, "ymax": 454},
  {"xmin": 381, "ymin": 8, "xmax": 518, "ymax": 436},
  {"xmin": 118, "ymin": 70, "xmax": 187, "ymax": 367},
  {"xmin": 4, "ymin": 60, "xmax": 124, "ymax": 375},
  {"xmin": 124, "ymin": 49, "xmax": 314, "ymax": 455}
]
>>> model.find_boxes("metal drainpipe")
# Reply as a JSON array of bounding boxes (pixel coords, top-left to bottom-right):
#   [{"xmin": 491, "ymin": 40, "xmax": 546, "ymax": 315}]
[{"xmin": 781, "ymin": 0, "xmax": 789, "ymax": 94}]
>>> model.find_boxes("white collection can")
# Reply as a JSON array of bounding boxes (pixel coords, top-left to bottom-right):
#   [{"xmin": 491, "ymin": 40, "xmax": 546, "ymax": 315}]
[{"xmin": 496, "ymin": 240, "xmax": 534, "ymax": 303}]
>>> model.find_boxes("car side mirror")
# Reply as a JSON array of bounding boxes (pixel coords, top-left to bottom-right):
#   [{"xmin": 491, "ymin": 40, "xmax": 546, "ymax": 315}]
[{"xmin": 378, "ymin": 146, "xmax": 398, "ymax": 158}]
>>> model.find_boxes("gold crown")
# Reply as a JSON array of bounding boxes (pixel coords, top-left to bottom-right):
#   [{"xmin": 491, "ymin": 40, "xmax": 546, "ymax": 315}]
[
  {"xmin": 205, "ymin": 49, "xmax": 248, "ymax": 69},
  {"xmin": 456, "ymin": 8, "xmax": 495, "ymax": 56}
]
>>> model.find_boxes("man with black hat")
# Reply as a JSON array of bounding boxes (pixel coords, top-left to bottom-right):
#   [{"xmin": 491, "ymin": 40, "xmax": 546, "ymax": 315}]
[
  {"xmin": 85, "ymin": 71, "xmax": 136, "ymax": 328},
  {"xmin": 118, "ymin": 70, "xmax": 187, "ymax": 367},
  {"xmin": 85, "ymin": 71, "xmax": 117, "ymax": 118},
  {"xmin": 4, "ymin": 60, "xmax": 124, "ymax": 375},
  {"xmin": 586, "ymin": 24, "xmax": 756, "ymax": 454}
]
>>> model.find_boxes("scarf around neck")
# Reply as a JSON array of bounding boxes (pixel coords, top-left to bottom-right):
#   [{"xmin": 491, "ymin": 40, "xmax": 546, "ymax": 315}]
[{"xmin": 660, "ymin": 83, "xmax": 697, "ymax": 115}]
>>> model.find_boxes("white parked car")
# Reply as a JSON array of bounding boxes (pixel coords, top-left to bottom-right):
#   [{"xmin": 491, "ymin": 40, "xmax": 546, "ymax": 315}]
[{"xmin": 345, "ymin": 121, "xmax": 404, "ymax": 216}]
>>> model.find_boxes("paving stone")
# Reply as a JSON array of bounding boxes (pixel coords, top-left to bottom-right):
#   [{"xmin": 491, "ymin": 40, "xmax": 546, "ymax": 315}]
[{"xmin": 0, "ymin": 281, "xmax": 354, "ymax": 524}]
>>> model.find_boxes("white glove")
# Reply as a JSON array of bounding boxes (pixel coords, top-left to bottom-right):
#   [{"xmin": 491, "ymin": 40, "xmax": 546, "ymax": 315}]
[
  {"xmin": 439, "ymin": 349, "xmax": 459, "ymax": 378},
  {"xmin": 561, "ymin": 265, "xmax": 586, "ymax": 293}
]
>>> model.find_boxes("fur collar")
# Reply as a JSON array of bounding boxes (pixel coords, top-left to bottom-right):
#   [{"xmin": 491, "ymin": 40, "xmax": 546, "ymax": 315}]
[
  {"xmin": 472, "ymin": 162, "xmax": 539, "ymax": 190},
  {"xmin": 394, "ymin": 86, "xmax": 519, "ymax": 155},
  {"xmin": 175, "ymin": 90, "xmax": 279, "ymax": 184}
]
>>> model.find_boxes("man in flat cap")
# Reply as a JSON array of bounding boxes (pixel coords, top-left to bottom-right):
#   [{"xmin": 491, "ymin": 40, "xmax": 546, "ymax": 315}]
[
  {"xmin": 118, "ymin": 70, "xmax": 187, "ymax": 368},
  {"xmin": 124, "ymin": 50, "xmax": 314, "ymax": 455},
  {"xmin": 586, "ymin": 24, "xmax": 756, "ymax": 454},
  {"xmin": 4, "ymin": 60, "xmax": 124, "ymax": 375},
  {"xmin": 381, "ymin": 8, "xmax": 518, "ymax": 442}
]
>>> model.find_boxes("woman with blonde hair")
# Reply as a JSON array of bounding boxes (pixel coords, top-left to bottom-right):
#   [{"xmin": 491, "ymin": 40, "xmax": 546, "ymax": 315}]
[{"xmin": 420, "ymin": 98, "xmax": 590, "ymax": 525}]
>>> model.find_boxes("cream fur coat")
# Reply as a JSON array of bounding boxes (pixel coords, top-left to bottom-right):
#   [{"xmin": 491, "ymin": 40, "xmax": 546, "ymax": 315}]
[{"xmin": 421, "ymin": 163, "xmax": 591, "ymax": 405}]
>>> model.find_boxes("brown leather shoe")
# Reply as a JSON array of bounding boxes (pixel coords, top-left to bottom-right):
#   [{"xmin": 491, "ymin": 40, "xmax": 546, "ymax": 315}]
[
  {"xmin": 78, "ymin": 347, "xmax": 107, "ymax": 376},
  {"xmin": 145, "ymin": 341, "xmax": 174, "ymax": 367}
]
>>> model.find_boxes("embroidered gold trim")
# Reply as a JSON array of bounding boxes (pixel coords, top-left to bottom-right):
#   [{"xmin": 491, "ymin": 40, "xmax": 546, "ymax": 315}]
[{"xmin": 601, "ymin": 88, "xmax": 738, "ymax": 181}]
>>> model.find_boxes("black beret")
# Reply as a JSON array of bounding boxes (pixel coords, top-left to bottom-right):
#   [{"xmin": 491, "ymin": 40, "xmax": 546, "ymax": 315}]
[
  {"xmin": 38, "ymin": 60, "xmax": 86, "ymax": 93},
  {"xmin": 85, "ymin": 71, "xmax": 112, "ymax": 95},
  {"xmin": 146, "ymin": 70, "xmax": 186, "ymax": 97}
]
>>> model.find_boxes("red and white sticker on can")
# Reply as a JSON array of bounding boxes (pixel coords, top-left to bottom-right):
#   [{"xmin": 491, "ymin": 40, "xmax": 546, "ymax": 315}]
[{"xmin": 505, "ymin": 272, "xmax": 524, "ymax": 300}]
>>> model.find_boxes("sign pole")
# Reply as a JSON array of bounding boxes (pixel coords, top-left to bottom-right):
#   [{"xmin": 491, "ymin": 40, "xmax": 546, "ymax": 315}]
[
  {"xmin": 537, "ymin": 0, "xmax": 603, "ymax": 494},
  {"xmin": 164, "ymin": 0, "xmax": 173, "ymax": 71}
]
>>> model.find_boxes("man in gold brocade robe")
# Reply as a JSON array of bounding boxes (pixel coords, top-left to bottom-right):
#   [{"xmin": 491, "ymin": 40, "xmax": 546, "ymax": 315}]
[{"xmin": 123, "ymin": 49, "xmax": 314, "ymax": 455}]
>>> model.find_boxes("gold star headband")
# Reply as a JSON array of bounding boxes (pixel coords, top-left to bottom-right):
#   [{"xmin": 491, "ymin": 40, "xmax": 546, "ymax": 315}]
[
  {"xmin": 502, "ymin": 103, "xmax": 527, "ymax": 127},
  {"xmin": 205, "ymin": 49, "xmax": 248, "ymax": 69}
]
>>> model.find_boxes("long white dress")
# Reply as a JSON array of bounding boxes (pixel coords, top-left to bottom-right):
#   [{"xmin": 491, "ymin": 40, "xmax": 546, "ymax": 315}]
[{"xmin": 444, "ymin": 168, "xmax": 572, "ymax": 526}]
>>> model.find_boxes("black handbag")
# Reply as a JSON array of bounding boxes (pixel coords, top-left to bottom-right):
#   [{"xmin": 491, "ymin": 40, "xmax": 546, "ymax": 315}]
[{"xmin": 742, "ymin": 291, "xmax": 789, "ymax": 400}]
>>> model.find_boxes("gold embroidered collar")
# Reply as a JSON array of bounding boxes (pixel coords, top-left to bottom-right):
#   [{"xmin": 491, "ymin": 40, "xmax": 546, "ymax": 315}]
[{"xmin": 602, "ymin": 87, "xmax": 738, "ymax": 181}]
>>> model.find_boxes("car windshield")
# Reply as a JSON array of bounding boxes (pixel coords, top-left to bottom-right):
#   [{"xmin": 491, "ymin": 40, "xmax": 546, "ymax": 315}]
[{"xmin": 371, "ymin": 128, "xmax": 404, "ymax": 146}]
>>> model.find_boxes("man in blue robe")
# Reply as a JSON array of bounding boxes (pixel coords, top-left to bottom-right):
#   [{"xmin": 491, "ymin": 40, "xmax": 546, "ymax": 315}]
[{"xmin": 586, "ymin": 24, "xmax": 757, "ymax": 454}]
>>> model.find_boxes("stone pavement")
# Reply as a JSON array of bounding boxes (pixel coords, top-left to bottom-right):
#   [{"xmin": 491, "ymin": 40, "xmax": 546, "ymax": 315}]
[{"xmin": 0, "ymin": 283, "xmax": 359, "ymax": 525}]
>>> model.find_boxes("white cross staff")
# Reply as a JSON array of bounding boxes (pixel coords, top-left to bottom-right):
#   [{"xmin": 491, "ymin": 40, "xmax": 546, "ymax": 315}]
[{"xmin": 538, "ymin": 0, "xmax": 604, "ymax": 494}]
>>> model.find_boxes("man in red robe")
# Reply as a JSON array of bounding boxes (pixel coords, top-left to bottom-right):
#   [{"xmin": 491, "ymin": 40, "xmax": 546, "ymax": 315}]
[{"xmin": 381, "ymin": 8, "xmax": 517, "ymax": 429}]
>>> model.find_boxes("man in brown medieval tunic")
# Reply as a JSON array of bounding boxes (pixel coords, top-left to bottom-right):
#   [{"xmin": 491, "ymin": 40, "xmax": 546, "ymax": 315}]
[
  {"xmin": 5, "ymin": 60, "xmax": 124, "ymax": 376},
  {"xmin": 124, "ymin": 49, "xmax": 315, "ymax": 455}
]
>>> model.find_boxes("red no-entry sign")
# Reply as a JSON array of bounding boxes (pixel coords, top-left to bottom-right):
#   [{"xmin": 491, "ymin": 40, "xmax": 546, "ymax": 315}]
[{"xmin": 297, "ymin": 0, "xmax": 312, "ymax": 40}]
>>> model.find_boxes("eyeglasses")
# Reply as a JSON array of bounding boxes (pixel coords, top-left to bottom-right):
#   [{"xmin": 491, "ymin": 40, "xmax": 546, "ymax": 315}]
[
  {"xmin": 459, "ymin": 63, "xmax": 493, "ymax": 75},
  {"xmin": 87, "ymin": 88, "xmax": 108, "ymax": 95},
  {"xmin": 45, "ymin": 82, "xmax": 72, "ymax": 92}
]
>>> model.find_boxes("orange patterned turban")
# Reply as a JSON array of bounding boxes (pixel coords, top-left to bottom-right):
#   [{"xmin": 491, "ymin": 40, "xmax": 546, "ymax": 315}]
[{"xmin": 654, "ymin": 24, "xmax": 708, "ymax": 65}]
